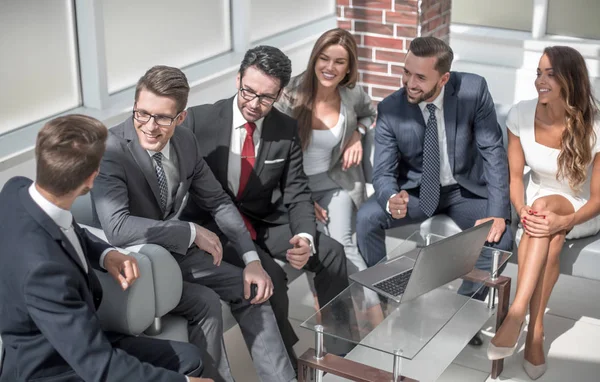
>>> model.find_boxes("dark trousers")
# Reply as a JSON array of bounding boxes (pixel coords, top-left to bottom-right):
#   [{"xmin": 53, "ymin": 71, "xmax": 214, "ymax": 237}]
[
  {"xmin": 357, "ymin": 185, "xmax": 513, "ymax": 300},
  {"xmin": 222, "ymin": 222, "xmax": 350, "ymax": 362},
  {"xmin": 112, "ymin": 335, "xmax": 203, "ymax": 378}
]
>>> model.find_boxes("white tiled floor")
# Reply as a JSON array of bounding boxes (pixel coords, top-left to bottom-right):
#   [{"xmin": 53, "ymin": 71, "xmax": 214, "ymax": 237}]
[{"xmin": 223, "ymin": 263, "xmax": 600, "ymax": 381}]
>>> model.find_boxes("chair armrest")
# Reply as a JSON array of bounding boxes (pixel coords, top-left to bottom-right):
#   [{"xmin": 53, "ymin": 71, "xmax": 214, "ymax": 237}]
[
  {"xmin": 95, "ymin": 251, "xmax": 156, "ymax": 336},
  {"xmin": 125, "ymin": 244, "xmax": 183, "ymax": 317}
]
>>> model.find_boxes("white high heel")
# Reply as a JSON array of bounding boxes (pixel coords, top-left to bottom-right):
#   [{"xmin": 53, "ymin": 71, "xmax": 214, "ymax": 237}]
[
  {"xmin": 487, "ymin": 322, "xmax": 524, "ymax": 360},
  {"xmin": 523, "ymin": 360, "xmax": 547, "ymax": 380}
]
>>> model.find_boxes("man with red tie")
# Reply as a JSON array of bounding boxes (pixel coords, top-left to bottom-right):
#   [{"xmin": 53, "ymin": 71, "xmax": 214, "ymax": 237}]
[{"xmin": 180, "ymin": 46, "xmax": 350, "ymax": 365}]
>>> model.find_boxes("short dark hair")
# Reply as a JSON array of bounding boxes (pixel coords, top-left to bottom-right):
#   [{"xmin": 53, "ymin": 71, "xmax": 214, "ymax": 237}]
[
  {"xmin": 408, "ymin": 36, "xmax": 454, "ymax": 74},
  {"xmin": 135, "ymin": 65, "xmax": 190, "ymax": 113},
  {"xmin": 35, "ymin": 114, "xmax": 108, "ymax": 197},
  {"xmin": 239, "ymin": 45, "xmax": 292, "ymax": 89}
]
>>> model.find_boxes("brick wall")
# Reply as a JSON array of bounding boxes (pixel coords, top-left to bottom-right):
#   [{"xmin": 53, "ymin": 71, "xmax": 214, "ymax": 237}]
[{"xmin": 338, "ymin": 0, "xmax": 451, "ymax": 102}]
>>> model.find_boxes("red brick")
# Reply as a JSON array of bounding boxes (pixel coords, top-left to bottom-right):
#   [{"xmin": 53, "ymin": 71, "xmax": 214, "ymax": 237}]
[
  {"xmin": 372, "ymin": 86, "xmax": 397, "ymax": 99},
  {"xmin": 337, "ymin": 6, "xmax": 343, "ymax": 18},
  {"xmin": 361, "ymin": 72, "xmax": 402, "ymax": 87},
  {"xmin": 375, "ymin": 49, "xmax": 406, "ymax": 63},
  {"xmin": 370, "ymin": 99, "xmax": 379, "ymax": 109},
  {"xmin": 352, "ymin": 33, "xmax": 362, "ymax": 45},
  {"xmin": 385, "ymin": 11, "xmax": 418, "ymax": 25},
  {"xmin": 354, "ymin": 20, "xmax": 394, "ymax": 35},
  {"xmin": 405, "ymin": 38, "xmax": 413, "ymax": 51},
  {"xmin": 423, "ymin": 3, "xmax": 442, "ymax": 21},
  {"xmin": 338, "ymin": 19, "xmax": 352, "ymax": 31},
  {"xmin": 441, "ymin": 0, "xmax": 452, "ymax": 13},
  {"xmin": 395, "ymin": 1, "xmax": 418, "ymax": 13},
  {"xmin": 363, "ymin": 35, "xmax": 404, "ymax": 50},
  {"xmin": 338, "ymin": 0, "xmax": 350, "ymax": 5},
  {"xmin": 423, "ymin": 16, "xmax": 443, "ymax": 32},
  {"xmin": 358, "ymin": 60, "xmax": 388, "ymax": 73},
  {"xmin": 352, "ymin": 0, "xmax": 393, "ymax": 10},
  {"xmin": 395, "ymin": 25, "xmax": 417, "ymax": 38},
  {"xmin": 344, "ymin": 7, "xmax": 383, "ymax": 22},
  {"xmin": 357, "ymin": 47, "xmax": 373, "ymax": 60},
  {"xmin": 391, "ymin": 64, "xmax": 405, "ymax": 75}
]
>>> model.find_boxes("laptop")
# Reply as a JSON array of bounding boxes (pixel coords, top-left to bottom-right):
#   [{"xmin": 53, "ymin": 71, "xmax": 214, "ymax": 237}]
[{"xmin": 350, "ymin": 220, "xmax": 493, "ymax": 303}]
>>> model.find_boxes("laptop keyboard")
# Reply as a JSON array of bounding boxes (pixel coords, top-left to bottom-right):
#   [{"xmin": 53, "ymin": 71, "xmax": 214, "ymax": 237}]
[{"xmin": 373, "ymin": 269, "xmax": 413, "ymax": 297}]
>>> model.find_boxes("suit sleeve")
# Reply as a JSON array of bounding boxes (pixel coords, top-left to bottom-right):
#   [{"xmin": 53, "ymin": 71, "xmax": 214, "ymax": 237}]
[
  {"xmin": 187, "ymin": 137, "xmax": 257, "ymax": 258},
  {"xmin": 76, "ymin": 225, "xmax": 112, "ymax": 272},
  {"xmin": 92, "ymin": 139, "xmax": 191, "ymax": 255},
  {"xmin": 355, "ymin": 86, "xmax": 377, "ymax": 129},
  {"xmin": 372, "ymin": 104, "xmax": 401, "ymax": 210},
  {"xmin": 473, "ymin": 78, "xmax": 511, "ymax": 220},
  {"xmin": 281, "ymin": 127, "xmax": 316, "ymax": 238},
  {"xmin": 23, "ymin": 262, "xmax": 187, "ymax": 382}
]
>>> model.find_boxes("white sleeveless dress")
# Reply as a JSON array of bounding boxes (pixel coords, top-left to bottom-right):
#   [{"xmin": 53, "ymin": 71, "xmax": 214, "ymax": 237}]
[{"xmin": 507, "ymin": 99, "xmax": 600, "ymax": 239}]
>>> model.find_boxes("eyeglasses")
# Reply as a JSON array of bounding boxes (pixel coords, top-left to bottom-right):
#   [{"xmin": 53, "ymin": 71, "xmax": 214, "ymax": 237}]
[
  {"xmin": 239, "ymin": 82, "xmax": 280, "ymax": 107},
  {"xmin": 133, "ymin": 110, "xmax": 181, "ymax": 126}
]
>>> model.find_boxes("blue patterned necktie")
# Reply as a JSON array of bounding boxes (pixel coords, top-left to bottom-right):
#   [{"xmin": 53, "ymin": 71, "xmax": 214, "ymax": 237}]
[
  {"xmin": 419, "ymin": 103, "xmax": 441, "ymax": 217},
  {"xmin": 153, "ymin": 152, "xmax": 168, "ymax": 212}
]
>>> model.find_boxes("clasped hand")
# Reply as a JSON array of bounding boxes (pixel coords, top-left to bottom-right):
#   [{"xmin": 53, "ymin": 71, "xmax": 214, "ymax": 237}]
[
  {"xmin": 520, "ymin": 205, "xmax": 573, "ymax": 237},
  {"xmin": 286, "ymin": 235, "xmax": 311, "ymax": 270},
  {"xmin": 388, "ymin": 190, "xmax": 409, "ymax": 219}
]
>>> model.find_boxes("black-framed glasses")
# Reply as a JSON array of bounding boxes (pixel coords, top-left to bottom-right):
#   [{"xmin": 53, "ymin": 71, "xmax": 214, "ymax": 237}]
[
  {"xmin": 133, "ymin": 109, "xmax": 181, "ymax": 126},
  {"xmin": 239, "ymin": 81, "xmax": 280, "ymax": 107}
]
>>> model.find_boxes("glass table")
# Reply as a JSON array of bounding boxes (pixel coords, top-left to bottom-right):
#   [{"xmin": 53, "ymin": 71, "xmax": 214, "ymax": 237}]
[{"xmin": 297, "ymin": 231, "xmax": 513, "ymax": 382}]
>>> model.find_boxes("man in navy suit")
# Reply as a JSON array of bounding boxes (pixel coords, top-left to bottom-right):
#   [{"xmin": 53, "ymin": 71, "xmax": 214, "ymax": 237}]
[
  {"xmin": 356, "ymin": 37, "xmax": 513, "ymax": 344},
  {"xmin": 0, "ymin": 115, "xmax": 210, "ymax": 381}
]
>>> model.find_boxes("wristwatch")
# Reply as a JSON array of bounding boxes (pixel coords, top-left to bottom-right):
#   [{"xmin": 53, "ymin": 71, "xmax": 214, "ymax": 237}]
[{"xmin": 357, "ymin": 125, "xmax": 367, "ymax": 136}]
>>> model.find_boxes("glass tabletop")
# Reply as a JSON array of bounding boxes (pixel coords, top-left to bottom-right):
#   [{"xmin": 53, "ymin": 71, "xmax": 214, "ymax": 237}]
[{"xmin": 300, "ymin": 230, "xmax": 512, "ymax": 360}]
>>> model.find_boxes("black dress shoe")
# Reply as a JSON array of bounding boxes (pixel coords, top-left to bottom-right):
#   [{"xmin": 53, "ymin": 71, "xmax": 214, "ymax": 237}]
[{"xmin": 469, "ymin": 332, "xmax": 483, "ymax": 346}]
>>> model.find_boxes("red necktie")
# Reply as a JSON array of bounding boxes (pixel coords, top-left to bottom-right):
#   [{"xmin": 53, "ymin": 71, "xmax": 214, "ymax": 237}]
[{"xmin": 237, "ymin": 122, "xmax": 257, "ymax": 239}]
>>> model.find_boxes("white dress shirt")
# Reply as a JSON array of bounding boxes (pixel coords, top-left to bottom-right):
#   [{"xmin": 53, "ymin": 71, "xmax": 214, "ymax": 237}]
[
  {"xmin": 29, "ymin": 183, "xmax": 113, "ymax": 272},
  {"xmin": 228, "ymin": 95, "xmax": 315, "ymax": 254},
  {"xmin": 386, "ymin": 87, "xmax": 457, "ymax": 214}
]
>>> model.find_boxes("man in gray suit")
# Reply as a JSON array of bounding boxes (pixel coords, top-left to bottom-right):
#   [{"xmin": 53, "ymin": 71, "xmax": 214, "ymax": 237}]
[
  {"xmin": 356, "ymin": 37, "xmax": 513, "ymax": 345},
  {"xmin": 92, "ymin": 66, "xmax": 295, "ymax": 382}
]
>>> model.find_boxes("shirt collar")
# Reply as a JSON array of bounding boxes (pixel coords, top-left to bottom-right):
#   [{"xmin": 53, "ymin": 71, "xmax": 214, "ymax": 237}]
[
  {"xmin": 28, "ymin": 183, "xmax": 73, "ymax": 230},
  {"xmin": 419, "ymin": 85, "xmax": 445, "ymax": 113},
  {"xmin": 147, "ymin": 140, "xmax": 170, "ymax": 160},
  {"xmin": 232, "ymin": 94, "xmax": 264, "ymax": 133}
]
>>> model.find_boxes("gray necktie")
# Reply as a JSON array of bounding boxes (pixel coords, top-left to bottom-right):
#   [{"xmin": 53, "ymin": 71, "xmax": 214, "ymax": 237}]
[
  {"xmin": 153, "ymin": 152, "xmax": 168, "ymax": 211},
  {"xmin": 419, "ymin": 103, "xmax": 441, "ymax": 217}
]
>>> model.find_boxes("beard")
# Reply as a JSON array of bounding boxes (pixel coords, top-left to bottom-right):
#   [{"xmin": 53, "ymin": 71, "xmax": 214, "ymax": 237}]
[{"xmin": 405, "ymin": 83, "xmax": 439, "ymax": 104}]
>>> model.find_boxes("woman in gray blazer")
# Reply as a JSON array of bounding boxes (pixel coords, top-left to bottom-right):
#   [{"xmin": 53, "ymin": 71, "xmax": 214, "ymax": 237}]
[{"xmin": 276, "ymin": 28, "xmax": 376, "ymax": 274}]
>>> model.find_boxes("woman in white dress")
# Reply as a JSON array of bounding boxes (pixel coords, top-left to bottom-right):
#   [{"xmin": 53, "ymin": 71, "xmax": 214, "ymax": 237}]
[{"xmin": 488, "ymin": 46, "xmax": 600, "ymax": 379}]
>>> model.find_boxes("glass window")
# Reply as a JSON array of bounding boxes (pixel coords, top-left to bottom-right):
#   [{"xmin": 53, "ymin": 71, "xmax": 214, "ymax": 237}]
[
  {"xmin": 250, "ymin": 0, "xmax": 335, "ymax": 41},
  {"xmin": 451, "ymin": 0, "xmax": 533, "ymax": 32},
  {"xmin": 102, "ymin": 0, "xmax": 231, "ymax": 93},
  {"xmin": 0, "ymin": 0, "xmax": 80, "ymax": 135},
  {"xmin": 547, "ymin": 0, "xmax": 600, "ymax": 40}
]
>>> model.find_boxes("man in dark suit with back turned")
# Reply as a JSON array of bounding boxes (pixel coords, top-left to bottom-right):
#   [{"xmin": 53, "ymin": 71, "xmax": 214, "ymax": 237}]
[
  {"xmin": 180, "ymin": 46, "xmax": 350, "ymax": 362},
  {"xmin": 0, "ymin": 115, "xmax": 209, "ymax": 382},
  {"xmin": 356, "ymin": 36, "xmax": 513, "ymax": 346},
  {"xmin": 92, "ymin": 66, "xmax": 295, "ymax": 382}
]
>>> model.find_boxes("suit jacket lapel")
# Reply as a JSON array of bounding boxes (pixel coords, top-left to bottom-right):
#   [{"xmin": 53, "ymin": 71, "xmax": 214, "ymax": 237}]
[
  {"xmin": 19, "ymin": 188, "xmax": 89, "ymax": 276},
  {"xmin": 443, "ymin": 79, "xmax": 457, "ymax": 174},
  {"xmin": 254, "ymin": 113, "xmax": 273, "ymax": 178},
  {"xmin": 123, "ymin": 118, "xmax": 163, "ymax": 210},
  {"xmin": 214, "ymin": 99, "xmax": 235, "ymax": 191},
  {"xmin": 169, "ymin": 129, "xmax": 189, "ymax": 214}
]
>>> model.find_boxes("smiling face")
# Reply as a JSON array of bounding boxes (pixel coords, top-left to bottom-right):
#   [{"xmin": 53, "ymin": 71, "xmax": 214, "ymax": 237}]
[
  {"xmin": 133, "ymin": 89, "xmax": 186, "ymax": 152},
  {"xmin": 402, "ymin": 51, "xmax": 449, "ymax": 104},
  {"xmin": 535, "ymin": 53, "xmax": 562, "ymax": 105},
  {"xmin": 236, "ymin": 65, "xmax": 282, "ymax": 123},
  {"xmin": 314, "ymin": 44, "xmax": 350, "ymax": 89}
]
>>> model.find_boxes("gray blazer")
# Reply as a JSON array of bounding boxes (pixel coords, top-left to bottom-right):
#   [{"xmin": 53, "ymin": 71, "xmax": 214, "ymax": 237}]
[
  {"xmin": 275, "ymin": 73, "xmax": 377, "ymax": 207},
  {"xmin": 91, "ymin": 117, "xmax": 255, "ymax": 258}
]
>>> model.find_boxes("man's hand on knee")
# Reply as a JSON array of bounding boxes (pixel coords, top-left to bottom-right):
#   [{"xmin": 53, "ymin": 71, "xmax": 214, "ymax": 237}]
[
  {"xmin": 388, "ymin": 190, "xmax": 409, "ymax": 219},
  {"xmin": 243, "ymin": 261, "xmax": 273, "ymax": 304},
  {"xmin": 474, "ymin": 217, "xmax": 506, "ymax": 243}
]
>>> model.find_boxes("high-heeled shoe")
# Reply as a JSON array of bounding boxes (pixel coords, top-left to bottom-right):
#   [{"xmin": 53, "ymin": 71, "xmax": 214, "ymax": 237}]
[
  {"xmin": 523, "ymin": 360, "xmax": 547, "ymax": 380},
  {"xmin": 487, "ymin": 322, "xmax": 524, "ymax": 360}
]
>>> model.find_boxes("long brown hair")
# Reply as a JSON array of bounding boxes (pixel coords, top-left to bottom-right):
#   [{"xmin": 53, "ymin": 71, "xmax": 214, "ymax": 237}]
[
  {"xmin": 291, "ymin": 28, "xmax": 359, "ymax": 150},
  {"xmin": 544, "ymin": 46, "xmax": 599, "ymax": 190}
]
